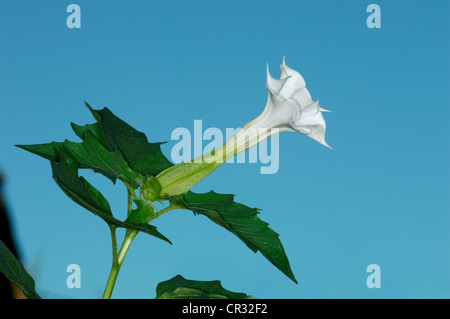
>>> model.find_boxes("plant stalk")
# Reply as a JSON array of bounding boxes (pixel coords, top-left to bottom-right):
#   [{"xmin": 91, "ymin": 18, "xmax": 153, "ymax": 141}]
[
  {"xmin": 102, "ymin": 229, "xmax": 138, "ymax": 299},
  {"xmin": 102, "ymin": 190, "xmax": 179, "ymax": 299},
  {"xmin": 102, "ymin": 188, "xmax": 138, "ymax": 299}
]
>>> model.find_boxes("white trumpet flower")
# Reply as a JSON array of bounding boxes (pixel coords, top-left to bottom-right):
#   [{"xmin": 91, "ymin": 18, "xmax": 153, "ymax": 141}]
[
  {"xmin": 153, "ymin": 58, "xmax": 331, "ymax": 197},
  {"xmin": 220, "ymin": 57, "xmax": 330, "ymax": 161}
]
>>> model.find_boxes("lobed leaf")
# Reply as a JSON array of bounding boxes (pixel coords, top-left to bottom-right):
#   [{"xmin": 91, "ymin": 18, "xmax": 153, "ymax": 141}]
[
  {"xmin": 51, "ymin": 149, "xmax": 171, "ymax": 244},
  {"xmin": 17, "ymin": 101, "xmax": 173, "ymax": 188},
  {"xmin": 167, "ymin": 191, "xmax": 297, "ymax": 283},
  {"xmin": 79, "ymin": 102, "xmax": 173, "ymax": 177},
  {"xmin": 155, "ymin": 275, "xmax": 253, "ymax": 299},
  {"xmin": 0, "ymin": 239, "xmax": 41, "ymax": 299},
  {"xmin": 16, "ymin": 102, "xmax": 174, "ymax": 242},
  {"xmin": 17, "ymin": 132, "xmax": 141, "ymax": 188}
]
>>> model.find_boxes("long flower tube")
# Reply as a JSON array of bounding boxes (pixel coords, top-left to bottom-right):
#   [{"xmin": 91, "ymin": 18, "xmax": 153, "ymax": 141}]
[{"xmin": 152, "ymin": 58, "xmax": 331, "ymax": 198}]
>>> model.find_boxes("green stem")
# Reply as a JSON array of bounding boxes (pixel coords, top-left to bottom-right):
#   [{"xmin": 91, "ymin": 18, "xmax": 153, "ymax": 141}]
[
  {"xmin": 102, "ymin": 261, "xmax": 119, "ymax": 299},
  {"xmin": 127, "ymin": 189, "xmax": 132, "ymax": 217},
  {"xmin": 156, "ymin": 203, "xmax": 183, "ymax": 218},
  {"xmin": 102, "ymin": 190, "xmax": 181, "ymax": 298},
  {"xmin": 118, "ymin": 229, "xmax": 138, "ymax": 265},
  {"xmin": 109, "ymin": 225, "xmax": 118, "ymax": 265},
  {"xmin": 102, "ymin": 188, "xmax": 137, "ymax": 299},
  {"xmin": 102, "ymin": 229, "xmax": 138, "ymax": 299}
]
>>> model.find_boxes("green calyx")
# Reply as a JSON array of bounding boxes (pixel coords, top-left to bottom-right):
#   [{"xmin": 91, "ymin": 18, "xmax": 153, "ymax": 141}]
[
  {"xmin": 140, "ymin": 176, "xmax": 162, "ymax": 202},
  {"xmin": 155, "ymin": 160, "xmax": 223, "ymax": 197}
]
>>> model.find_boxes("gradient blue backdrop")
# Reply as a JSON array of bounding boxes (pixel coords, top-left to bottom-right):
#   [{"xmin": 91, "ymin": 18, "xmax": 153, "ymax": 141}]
[{"xmin": 0, "ymin": 1, "xmax": 448, "ymax": 298}]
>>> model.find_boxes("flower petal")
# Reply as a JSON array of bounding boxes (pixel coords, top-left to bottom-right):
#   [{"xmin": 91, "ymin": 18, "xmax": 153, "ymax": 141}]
[
  {"xmin": 291, "ymin": 87, "xmax": 313, "ymax": 109},
  {"xmin": 266, "ymin": 64, "xmax": 288, "ymax": 94},
  {"xmin": 278, "ymin": 63, "xmax": 308, "ymax": 100}
]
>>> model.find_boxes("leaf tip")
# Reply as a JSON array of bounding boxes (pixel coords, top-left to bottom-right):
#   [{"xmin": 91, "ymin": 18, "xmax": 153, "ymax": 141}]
[
  {"xmin": 83, "ymin": 101, "xmax": 101, "ymax": 121},
  {"xmin": 83, "ymin": 100, "xmax": 92, "ymax": 109}
]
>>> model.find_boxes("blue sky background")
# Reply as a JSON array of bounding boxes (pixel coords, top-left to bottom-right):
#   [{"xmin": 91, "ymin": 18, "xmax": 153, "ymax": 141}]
[{"xmin": 0, "ymin": 1, "xmax": 449, "ymax": 299}]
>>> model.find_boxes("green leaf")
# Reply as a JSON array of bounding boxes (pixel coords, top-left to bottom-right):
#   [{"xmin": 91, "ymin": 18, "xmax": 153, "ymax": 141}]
[
  {"xmin": 125, "ymin": 198, "xmax": 157, "ymax": 224},
  {"xmin": 51, "ymin": 148, "xmax": 114, "ymax": 218},
  {"xmin": 17, "ymin": 101, "xmax": 173, "ymax": 188},
  {"xmin": 64, "ymin": 133, "xmax": 142, "ymax": 187},
  {"xmin": 118, "ymin": 220, "xmax": 171, "ymax": 244},
  {"xmin": 79, "ymin": 102, "xmax": 173, "ymax": 177},
  {"xmin": 51, "ymin": 149, "xmax": 171, "ymax": 244},
  {"xmin": 71, "ymin": 122, "xmax": 107, "ymax": 149},
  {"xmin": 168, "ymin": 191, "xmax": 297, "ymax": 283},
  {"xmin": 16, "ymin": 102, "xmax": 173, "ymax": 243},
  {"xmin": 0, "ymin": 239, "xmax": 41, "ymax": 299},
  {"xmin": 155, "ymin": 275, "xmax": 254, "ymax": 299},
  {"xmin": 17, "ymin": 132, "xmax": 141, "ymax": 188}
]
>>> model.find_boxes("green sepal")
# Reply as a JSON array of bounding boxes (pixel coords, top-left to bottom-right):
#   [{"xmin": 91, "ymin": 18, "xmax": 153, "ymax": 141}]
[
  {"xmin": 140, "ymin": 176, "xmax": 162, "ymax": 202},
  {"xmin": 156, "ymin": 161, "xmax": 222, "ymax": 197}
]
